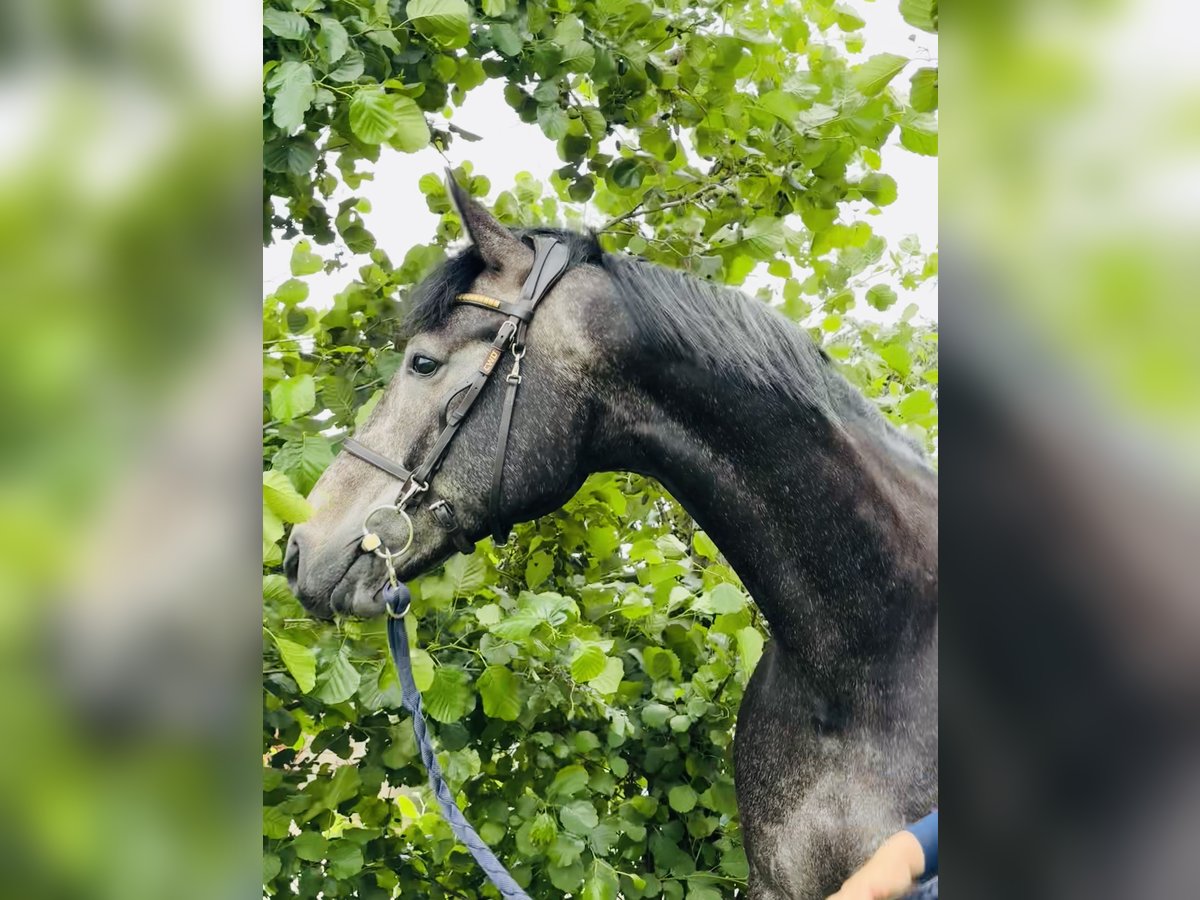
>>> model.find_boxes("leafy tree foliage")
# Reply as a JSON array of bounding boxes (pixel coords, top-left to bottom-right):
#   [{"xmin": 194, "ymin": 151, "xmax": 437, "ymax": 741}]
[{"xmin": 263, "ymin": 0, "xmax": 937, "ymax": 896}]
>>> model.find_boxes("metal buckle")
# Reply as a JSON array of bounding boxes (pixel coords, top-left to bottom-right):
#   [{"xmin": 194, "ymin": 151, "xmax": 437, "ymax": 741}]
[{"xmin": 497, "ymin": 320, "xmax": 518, "ymax": 345}]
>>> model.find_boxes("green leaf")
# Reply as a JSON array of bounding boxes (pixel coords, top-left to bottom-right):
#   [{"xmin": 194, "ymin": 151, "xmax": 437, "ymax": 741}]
[
  {"xmin": 582, "ymin": 860, "xmax": 620, "ymax": 900},
  {"xmin": 909, "ymin": 67, "xmax": 938, "ymax": 112},
  {"xmin": 707, "ymin": 583, "xmax": 746, "ymax": 614},
  {"xmin": 291, "ymin": 831, "xmax": 327, "ymax": 861},
  {"xmin": 796, "ymin": 102, "xmax": 838, "ymax": 130},
  {"xmin": 692, "ymin": 530, "xmax": 719, "ymax": 559},
  {"xmin": 642, "ymin": 646, "xmax": 681, "ymax": 680},
  {"xmin": 858, "ymin": 173, "xmax": 898, "ymax": 207},
  {"xmin": 517, "ymin": 812, "xmax": 551, "ymax": 849},
  {"xmin": 271, "ymin": 277, "xmax": 308, "ymax": 306},
  {"xmin": 560, "ymin": 798, "xmax": 600, "ymax": 834},
  {"xmin": 491, "ymin": 23, "xmax": 523, "ymax": 56},
  {"xmin": 409, "ymin": 647, "xmax": 436, "ymax": 691},
  {"xmin": 489, "ymin": 611, "xmax": 542, "ymax": 641},
  {"xmin": 483, "ymin": 0, "xmax": 507, "ymax": 15},
  {"xmin": 263, "ymin": 137, "xmax": 318, "ymax": 175},
  {"xmin": 580, "ymin": 107, "xmax": 606, "ymax": 139},
  {"xmin": 548, "ymin": 764, "xmax": 588, "ymax": 799},
  {"xmin": 326, "ymin": 841, "xmax": 363, "ymax": 878},
  {"xmin": 852, "ymin": 53, "xmax": 909, "ymax": 96},
  {"xmin": 834, "ymin": 3, "xmax": 865, "ymax": 31},
  {"xmin": 407, "ymin": 0, "xmax": 471, "ymax": 48},
  {"xmin": 573, "ymin": 731, "xmax": 601, "ymax": 753},
  {"xmin": 736, "ymin": 626, "xmax": 765, "ymax": 677},
  {"xmin": 477, "ymin": 666, "xmax": 522, "ymax": 720},
  {"xmin": 264, "ymin": 9, "xmax": 310, "ymax": 41},
  {"xmin": 314, "ymin": 650, "xmax": 361, "ymax": 704},
  {"xmin": 264, "ymin": 507, "xmax": 283, "ymax": 560},
  {"xmin": 443, "ymin": 552, "xmax": 486, "ymax": 595},
  {"xmin": 475, "ymin": 603, "xmax": 501, "ymax": 626},
  {"xmin": 271, "ymin": 634, "xmax": 316, "ymax": 692},
  {"xmin": 270, "ymin": 373, "xmax": 317, "ymax": 421},
  {"xmin": 388, "ymin": 95, "xmax": 431, "ymax": 152},
  {"xmin": 350, "ymin": 87, "xmax": 398, "ymax": 144},
  {"xmin": 423, "ymin": 665, "xmax": 474, "ymax": 723},
  {"xmin": 867, "ymin": 284, "xmax": 898, "ymax": 311},
  {"xmin": 315, "ymin": 16, "xmax": 349, "ymax": 64},
  {"xmin": 668, "ymin": 784, "xmax": 698, "ymax": 813},
  {"xmin": 327, "ymin": 50, "xmax": 365, "ymax": 83},
  {"xmin": 268, "ymin": 61, "xmax": 315, "ymax": 133},
  {"xmin": 263, "ymin": 574, "xmax": 294, "ymax": 605},
  {"xmin": 272, "ymin": 433, "xmax": 333, "ymax": 494},
  {"xmin": 360, "ymin": 660, "xmax": 404, "ymax": 710},
  {"xmin": 641, "ymin": 702, "xmax": 673, "ymax": 728},
  {"xmin": 570, "ymin": 644, "xmax": 607, "ymax": 682},
  {"xmin": 900, "ymin": 114, "xmax": 938, "ymax": 156},
  {"xmin": 590, "ymin": 656, "xmax": 624, "ymax": 695},
  {"xmin": 324, "ymin": 765, "xmax": 361, "ymax": 808},
  {"xmin": 558, "ymin": 39, "xmax": 596, "ymax": 73},
  {"xmin": 589, "ymin": 821, "xmax": 620, "ymax": 856},
  {"xmin": 538, "ymin": 105, "xmax": 569, "ymax": 140},
  {"xmin": 899, "ymin": 0, "xmax": 938, "ymax": 33},
  {"xmin": 609, "ymin": 158, "xmax": 646, "ymax": 191},
  {"xmin": 263, "ymin": 469, "xmax": 312, "ymax": 523},
  {"xmin": 289, "ymin": 239, "xmax": 322, "ymax": 275},
  {"xmin": 525, "ymin": 551, "xmax": 553, "ymax": 588},
  {"xmin": 898, "ymin": 388, "xmax": 936, "ymax": 419},
  {"xmin": 263, "ymin": 805, "xmax": 292, "ymax": 840},
  {"xmin": 733, "ymin": 216, "xmax": 786, "ymax": 258},
  {"xmin": 548, "ymin": 833, "xmax": 586, "ymax": 868}
]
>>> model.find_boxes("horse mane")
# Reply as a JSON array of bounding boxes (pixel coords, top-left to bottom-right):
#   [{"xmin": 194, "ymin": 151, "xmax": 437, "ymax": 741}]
[
  {"xmin": 601, "ymin": 252, "xmax": 837, "ymax": 415},
  {"xmin": 403, "ymin": 225, "xmax": 925, "ymax": 457}
]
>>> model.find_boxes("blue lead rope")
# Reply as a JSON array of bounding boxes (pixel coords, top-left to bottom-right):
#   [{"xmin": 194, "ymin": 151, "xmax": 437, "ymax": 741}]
[{"xmin": 383, "ymin": 583, "xmax": 531, "ymax": 900}]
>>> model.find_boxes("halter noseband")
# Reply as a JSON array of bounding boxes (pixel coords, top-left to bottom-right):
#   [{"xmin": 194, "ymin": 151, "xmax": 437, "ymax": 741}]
[{"xmin": 342, "ymin": 235, "xmax": 572, "ymax": 576}]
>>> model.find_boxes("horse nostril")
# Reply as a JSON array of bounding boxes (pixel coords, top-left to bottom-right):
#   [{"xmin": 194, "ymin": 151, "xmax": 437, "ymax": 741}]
[{"xmin": 283, "ymin": 530, "xmax": 301, "ymax": 586}]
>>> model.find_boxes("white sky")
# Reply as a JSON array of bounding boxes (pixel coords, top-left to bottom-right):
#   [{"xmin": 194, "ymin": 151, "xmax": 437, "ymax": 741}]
[{"xmin": 265, "ymin": 2, "xmax": 937, "ymax": 323}]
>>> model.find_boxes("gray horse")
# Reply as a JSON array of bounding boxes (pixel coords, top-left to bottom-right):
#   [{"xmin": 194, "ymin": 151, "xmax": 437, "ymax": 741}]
[{"xmin": 286, "ymin": 184, "xmax": 938, "ymax": 898}]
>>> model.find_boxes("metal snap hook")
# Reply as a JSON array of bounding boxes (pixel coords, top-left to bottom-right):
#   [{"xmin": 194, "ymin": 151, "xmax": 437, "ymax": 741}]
[{"xmin": 396, "ymin": 478, "xmax": 429, "ymax": 509}]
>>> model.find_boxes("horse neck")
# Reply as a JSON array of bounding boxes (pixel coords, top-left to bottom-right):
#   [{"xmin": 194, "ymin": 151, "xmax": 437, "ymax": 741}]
[{"xmin": 594, "ymin": 356, "xmax": 938, "ymax": 687}]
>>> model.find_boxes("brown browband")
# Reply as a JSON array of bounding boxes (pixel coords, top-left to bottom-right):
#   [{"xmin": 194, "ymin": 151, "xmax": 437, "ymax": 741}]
[{"xmin": 455, "ymin": 292, "xmax": 534, "ymax": 321}]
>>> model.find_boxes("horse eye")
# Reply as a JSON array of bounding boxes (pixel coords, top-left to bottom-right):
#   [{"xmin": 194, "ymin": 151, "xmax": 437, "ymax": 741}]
[{"xmin": 411, "ymin": 354, "xmax": 440, "ymax": 376}]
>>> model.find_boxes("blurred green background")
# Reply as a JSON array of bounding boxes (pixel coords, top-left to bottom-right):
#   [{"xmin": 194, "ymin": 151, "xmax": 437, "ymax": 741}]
[{"xmin": 0, "ymin": 2, "xmax": 260, "ymax": 899}]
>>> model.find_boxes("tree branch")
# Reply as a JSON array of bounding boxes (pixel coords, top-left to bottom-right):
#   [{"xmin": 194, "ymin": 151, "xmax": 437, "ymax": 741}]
[{"xmin": 598, "ymin": 185, "xmax": 720, "ymax": 233}]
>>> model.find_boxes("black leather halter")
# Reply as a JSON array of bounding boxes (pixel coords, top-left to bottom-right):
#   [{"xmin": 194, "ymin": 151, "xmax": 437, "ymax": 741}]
[{"xmin": 342, "ymin": 235, "xmax": 572, "ymax": 555}]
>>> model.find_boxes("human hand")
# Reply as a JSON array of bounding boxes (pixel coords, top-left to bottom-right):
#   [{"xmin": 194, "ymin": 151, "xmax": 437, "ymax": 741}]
[{"xmin": 826, "ymin": 831, "xmax": 925, "ymax": 900}]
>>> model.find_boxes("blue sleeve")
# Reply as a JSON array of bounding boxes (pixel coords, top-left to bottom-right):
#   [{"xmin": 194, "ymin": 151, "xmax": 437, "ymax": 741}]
[{"xmin": 905, "ymin": 810, "xmax": 938, "ymax": 879}]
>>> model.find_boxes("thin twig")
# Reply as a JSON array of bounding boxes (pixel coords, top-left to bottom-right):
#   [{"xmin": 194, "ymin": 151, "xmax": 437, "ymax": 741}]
[{"xmin": 598, "ymin": 185, "xmax": 719, "ymax": 232}]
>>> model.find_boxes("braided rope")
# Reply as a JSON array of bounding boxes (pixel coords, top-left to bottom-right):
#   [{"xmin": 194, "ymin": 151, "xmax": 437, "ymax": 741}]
[{"xmin": 385, "ymin": 590, "xmax": 531, "ymax": 899}]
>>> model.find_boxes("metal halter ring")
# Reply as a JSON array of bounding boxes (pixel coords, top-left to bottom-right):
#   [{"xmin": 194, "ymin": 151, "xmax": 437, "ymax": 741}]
[{"xmin": 361, "ymin": 504, "xmax": 414, "ymax": 559}]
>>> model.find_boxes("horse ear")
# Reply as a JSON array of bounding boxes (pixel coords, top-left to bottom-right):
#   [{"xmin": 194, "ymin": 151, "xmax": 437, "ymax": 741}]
[{"xmin": 445, "ymin": 169, "xmax": 531, "ymax": 271}]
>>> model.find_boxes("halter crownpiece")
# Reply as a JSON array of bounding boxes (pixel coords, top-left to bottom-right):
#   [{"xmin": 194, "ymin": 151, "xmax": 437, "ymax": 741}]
[{"xmin": 344, "ymin": 234, "xmax": 572, "ymax": 566}]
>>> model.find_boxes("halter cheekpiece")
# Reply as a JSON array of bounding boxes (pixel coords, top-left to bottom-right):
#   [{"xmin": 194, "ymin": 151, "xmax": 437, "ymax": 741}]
[{"xmin": 342, "ymin": 234, "xmax": 572, "ymax": 582}]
